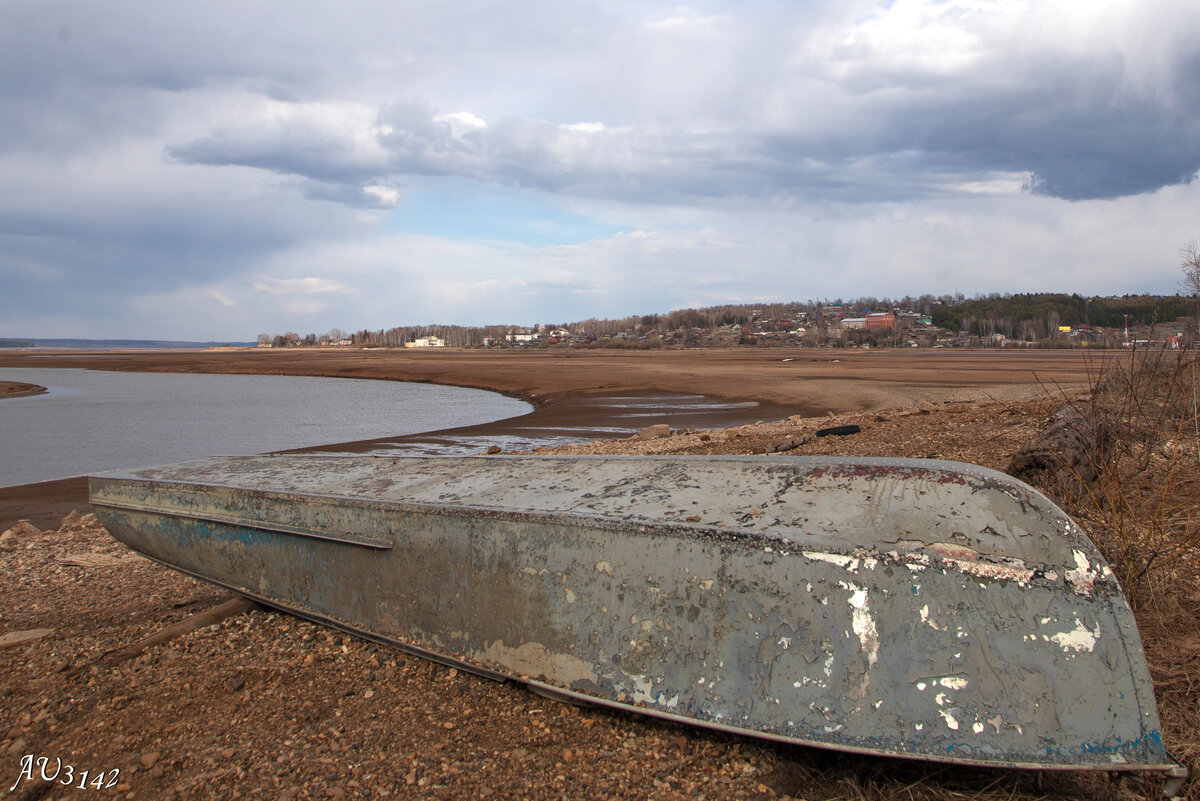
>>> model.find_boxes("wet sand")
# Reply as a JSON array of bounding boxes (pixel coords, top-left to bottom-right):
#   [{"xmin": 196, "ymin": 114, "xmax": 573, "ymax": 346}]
[
  {"xmin": 0, "ymin": 380, "xmax": 47, "ymax": 399},
  {"xmin": 0, "ymin": 347, "xmax": 1111, "ymax": 529}
]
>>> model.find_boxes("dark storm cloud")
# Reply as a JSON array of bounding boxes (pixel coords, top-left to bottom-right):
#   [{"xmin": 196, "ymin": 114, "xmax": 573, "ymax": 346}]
[
  {"xmin": 4, "ymin": 0, "xmax": 1200, "ymax": 339},
  {"xmin": 166, "ymin": 55, "xmax": 1200, "ymax": 207},
  {"xmin": 30, "ymin": 0, "xmax": 1191, "ymax": 209}
]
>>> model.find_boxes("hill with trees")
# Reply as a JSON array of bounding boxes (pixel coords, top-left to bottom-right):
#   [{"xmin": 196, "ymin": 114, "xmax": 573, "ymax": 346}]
[{"xmin": 258, "ymin": 293, "xmax": 1194, "ymax": 350}]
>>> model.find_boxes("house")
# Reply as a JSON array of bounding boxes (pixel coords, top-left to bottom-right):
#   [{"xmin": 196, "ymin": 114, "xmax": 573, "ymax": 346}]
[
  {"xmin": 865, "ymin": 313, "xmax": 895, "ymax": 328},
  {"xmin": 823, "ymin": 305, "xmax": 847, "ymax": 319},
  {"xmin": 405, "ymin": 336, "xmax": 445, "ymax": 348}
]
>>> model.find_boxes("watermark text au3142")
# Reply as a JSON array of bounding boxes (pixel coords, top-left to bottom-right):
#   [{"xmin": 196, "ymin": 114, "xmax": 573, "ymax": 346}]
[{"xmin": 10, "ymin": 754, "xmax": 121, "ymax": 792}]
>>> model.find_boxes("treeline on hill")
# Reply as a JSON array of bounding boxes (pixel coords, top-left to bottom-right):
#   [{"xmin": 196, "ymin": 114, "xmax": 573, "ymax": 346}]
[
  {"xmin": 930, "ymin": 293, "xmax": 1193, "ymax": 339},
  {"xmin": 261, "ymin": 293, "xmax": 1192, "ymax": 348},
  {"xmin": 316, "ymin": 298, "xmax": 948, "ymax": 348}
]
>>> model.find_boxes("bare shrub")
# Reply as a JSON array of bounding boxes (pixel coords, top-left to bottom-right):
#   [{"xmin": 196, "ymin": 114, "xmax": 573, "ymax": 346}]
[{"xmin": 1068, "ymin": 344, "xmax": 1199, "ymax": 611}]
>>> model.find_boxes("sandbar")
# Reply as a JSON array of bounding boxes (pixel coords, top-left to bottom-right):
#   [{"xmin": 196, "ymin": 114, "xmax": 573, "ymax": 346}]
[{"xmin": 0, "ymin": 380, "xmax": 47, "ymax": 399}]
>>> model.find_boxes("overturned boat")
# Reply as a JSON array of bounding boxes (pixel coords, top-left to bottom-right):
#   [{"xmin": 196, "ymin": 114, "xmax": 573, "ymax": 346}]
[{"xmin": 90, "ymin": 454, "xmax": 1184, "ymax": 782}]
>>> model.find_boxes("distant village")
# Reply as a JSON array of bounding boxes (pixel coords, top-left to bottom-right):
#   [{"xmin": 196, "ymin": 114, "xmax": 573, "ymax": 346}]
[{"xmin": 258, "ymin": 293, "xmax": 1197, "ymax": 351}]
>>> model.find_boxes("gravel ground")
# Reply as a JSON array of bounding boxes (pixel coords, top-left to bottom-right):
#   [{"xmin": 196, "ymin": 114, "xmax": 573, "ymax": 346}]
[
  {"xmin": 2, "ymin": 394, "xmax": 1190, "ymax": 801},
  {"xmin": 1, "ymin": 515, "xmax": 792, "ymax": 801}
]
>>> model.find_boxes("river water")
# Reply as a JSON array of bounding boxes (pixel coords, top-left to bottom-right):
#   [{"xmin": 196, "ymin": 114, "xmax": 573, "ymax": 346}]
[{"xmin": 0, "ymin": 368, "xmax": 532, "ymax": 487}]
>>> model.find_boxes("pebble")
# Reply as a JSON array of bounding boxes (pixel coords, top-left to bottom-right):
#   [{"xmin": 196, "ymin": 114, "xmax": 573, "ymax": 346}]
[
  {"xmin": 635, "ymin": 424, "xmax": 671, "ymax": 440},
  {"xmin": 140, "ymin": 751, "xmax": 161, "ymax": 769},
  {"xmin": 2, "ymin": 520, "xmax": 41, "ymax": 543},
  {"xmin": 0, "ymin": 629, "xmax": 55, "ymax": 649}
]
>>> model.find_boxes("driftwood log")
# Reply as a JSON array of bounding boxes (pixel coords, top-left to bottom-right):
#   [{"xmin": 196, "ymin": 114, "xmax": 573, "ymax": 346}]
[
  {"xmin": 101, "ymin": 596, "xmax": 259, "ymax": 665},
  {"xmin": 1007, "ymin": 405, "xmax": 1110, "ymax": 494}
]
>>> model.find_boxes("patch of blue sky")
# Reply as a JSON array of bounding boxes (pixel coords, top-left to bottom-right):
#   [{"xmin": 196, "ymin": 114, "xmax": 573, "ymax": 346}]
[{"xmin": 387, "ymin": 178, "xmax": 619, "ymax": 247}]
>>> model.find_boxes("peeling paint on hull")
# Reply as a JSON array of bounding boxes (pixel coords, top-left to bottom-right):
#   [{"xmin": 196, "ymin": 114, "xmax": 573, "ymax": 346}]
[{"xmin": 90, "ymin": 454, "xmax": 1182, "ymax": 777}]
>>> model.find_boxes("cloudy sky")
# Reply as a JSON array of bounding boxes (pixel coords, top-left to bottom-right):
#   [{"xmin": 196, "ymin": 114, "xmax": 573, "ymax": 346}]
[{"xmin": 3, "ymin": 1, "xmax": 1199, "ymax": 340}]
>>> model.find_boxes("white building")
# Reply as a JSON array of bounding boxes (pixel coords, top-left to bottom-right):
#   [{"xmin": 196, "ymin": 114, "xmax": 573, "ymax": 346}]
[{"xmin": 405, "ymin": 336, "xmax": 445, "ymax": 348}]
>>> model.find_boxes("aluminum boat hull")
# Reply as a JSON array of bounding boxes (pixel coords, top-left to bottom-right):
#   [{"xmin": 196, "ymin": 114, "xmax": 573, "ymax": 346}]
[{"xmin": 90, "ymin": 454, "xmax": 1179, "ymax": 775}]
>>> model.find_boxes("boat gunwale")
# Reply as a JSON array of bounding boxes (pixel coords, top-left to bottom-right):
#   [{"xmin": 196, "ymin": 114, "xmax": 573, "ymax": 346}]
[
  {"xmin": 89, "ymin": 452, "xmax": 1092, "ymax": 565},
  {"xmin": 92, "ymin": 475, "xmax": 1090, "ymax": 580}
]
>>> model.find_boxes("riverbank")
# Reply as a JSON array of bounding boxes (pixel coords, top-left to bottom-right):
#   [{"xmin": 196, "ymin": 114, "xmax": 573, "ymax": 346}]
[
  {"xmin": 0, "ymin": 348, "xmax": 1107, "ymax": 530},
  {"xmin": 0, "ymin": 348, "xmax": 1106, "ymax": 530},
  {"xmin": 0, "ymin": 347, "xmax": 1108, "ymax": 413}
]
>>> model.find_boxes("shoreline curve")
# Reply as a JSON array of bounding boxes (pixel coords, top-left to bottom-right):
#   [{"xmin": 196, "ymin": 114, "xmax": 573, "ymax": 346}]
[{"xmin": 0, "ymin": 347, "xmax": 1106, "ymax": 530}]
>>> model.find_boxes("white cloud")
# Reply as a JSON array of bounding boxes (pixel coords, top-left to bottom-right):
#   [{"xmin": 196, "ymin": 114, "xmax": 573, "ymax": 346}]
[
  {"xmin": 644, "ymin": 10, "xmax": 736, "ymax": 35},
  {"xmin": 561, "ymin": 122, "xmax": 606, "ymax": 133},
  {"xmin": 363, "ymin": 184, "xmax": 400, "ymax": 207},
  {"xmin": 252, "ymin": 277, "xmax": 353, "ymax": 295},
  {"xmin": 435, "ymin": 111, "xmax": 489, "ymax": 138},
  {"xmin": 167, "ymin": 96, "xmax": 392, "ymax": 180},
  {"xmin": 205, "ymin": 289, "xmax": 239, "ymax": 308}
]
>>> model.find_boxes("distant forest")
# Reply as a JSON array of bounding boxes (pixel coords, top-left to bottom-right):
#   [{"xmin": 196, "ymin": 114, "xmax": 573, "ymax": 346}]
[{"xmin": 928, "ymin": 293, "xmax": 1193, "ymax": 335}]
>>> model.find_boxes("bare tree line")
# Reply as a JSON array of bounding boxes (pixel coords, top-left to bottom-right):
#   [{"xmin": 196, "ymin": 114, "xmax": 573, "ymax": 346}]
[{"xmin": 258, "ymin": 285, "xmax": 1196, "ymax": 349}]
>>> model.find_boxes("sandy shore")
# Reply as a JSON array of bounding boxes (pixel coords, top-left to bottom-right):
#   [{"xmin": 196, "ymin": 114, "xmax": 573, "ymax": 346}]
[
  {"xmin": 0, "ymin": 347, "xmax": 1109, "ymax": 530},
  {"xmin": 0, "ymin": 380, "xmax": 47, "ymax": 399},
  {"xmin": 0, "ymin": 347, "xmax": 1110, "ymax": 413}
]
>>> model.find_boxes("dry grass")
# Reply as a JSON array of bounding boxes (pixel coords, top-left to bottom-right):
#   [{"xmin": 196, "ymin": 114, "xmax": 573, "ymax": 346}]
[
  {"xmin": 1066, "ymin": 346, "xmax": 1200, "ymax": 800},
  {"xmin": 1071, "ymin": 346, "xmax": 1200, "ymax": 610}
]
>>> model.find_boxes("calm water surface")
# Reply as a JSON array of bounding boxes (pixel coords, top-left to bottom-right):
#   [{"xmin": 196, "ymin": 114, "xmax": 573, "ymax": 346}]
[{"xmin": 0, "ymin": 368, "xmax": 531, "ymax": 487}]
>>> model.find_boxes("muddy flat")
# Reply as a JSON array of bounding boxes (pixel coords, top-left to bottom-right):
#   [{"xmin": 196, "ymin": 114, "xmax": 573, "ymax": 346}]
[{"xmin": 0, "ymin": 345, "xmax": 1109, "ymax": 415}]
